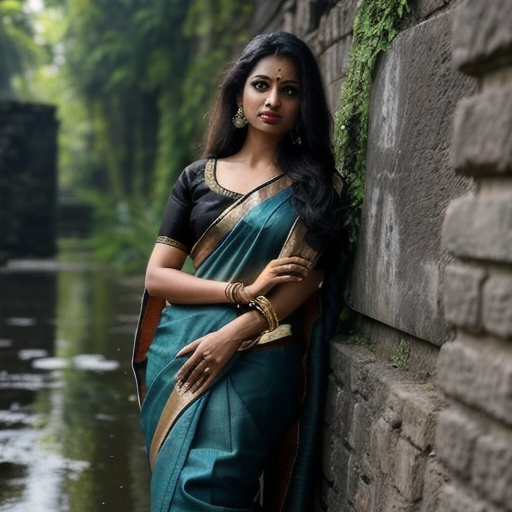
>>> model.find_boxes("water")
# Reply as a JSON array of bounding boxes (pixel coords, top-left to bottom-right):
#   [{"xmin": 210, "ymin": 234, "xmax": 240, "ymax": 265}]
[{"xmin": 0, "ymin": 249, "xmax": 151, "ymax": 512}]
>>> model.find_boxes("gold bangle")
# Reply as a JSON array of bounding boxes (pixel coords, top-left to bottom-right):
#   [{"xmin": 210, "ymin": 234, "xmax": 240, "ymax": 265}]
[
  {"xmin": 235, "ymin": 283, "xmax": 251, "ymax": 305},
  {"xmin": 225, "ymin": 282, "xmax": 250, "ymax": 306},
  {"xmin": 248, "ymin": 295, "xmax": 279, "ymax": 332}
]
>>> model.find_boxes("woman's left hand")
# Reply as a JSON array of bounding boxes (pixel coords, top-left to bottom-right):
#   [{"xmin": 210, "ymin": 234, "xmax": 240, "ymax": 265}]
[{"xmin": 175, "ymin": 332, "xmax": 241, "ymax": 395}]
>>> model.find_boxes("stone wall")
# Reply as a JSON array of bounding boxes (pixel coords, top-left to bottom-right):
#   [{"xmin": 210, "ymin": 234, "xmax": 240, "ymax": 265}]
[
  {"xmin": 434, "ymin": 0, "xmax": 512, "ymax": 510},
  {"xmin": 0, "ymin": 101, "xmax": 58, "ymax": 260},
  {"xmin": 255, "ymin": 1, "xmax": 512, "ymax": 511}
]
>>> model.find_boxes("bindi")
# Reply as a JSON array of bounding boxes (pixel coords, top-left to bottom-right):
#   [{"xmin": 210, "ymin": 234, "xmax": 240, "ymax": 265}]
[{"xmin": 276, "ymin": 68, "xmax": 282, "ymax": 81}]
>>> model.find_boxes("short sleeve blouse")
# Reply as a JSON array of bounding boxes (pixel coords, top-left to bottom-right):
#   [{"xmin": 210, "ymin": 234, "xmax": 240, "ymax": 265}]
[{"xmin": 156, "ymin": 159, "xmax": 241, "ymax": 254}]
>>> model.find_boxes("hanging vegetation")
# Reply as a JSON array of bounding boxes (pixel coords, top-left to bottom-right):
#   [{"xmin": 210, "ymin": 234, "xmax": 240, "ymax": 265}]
[{"xmin": 335, "ymin": 0, "xmax": 409, "ymax": 248}]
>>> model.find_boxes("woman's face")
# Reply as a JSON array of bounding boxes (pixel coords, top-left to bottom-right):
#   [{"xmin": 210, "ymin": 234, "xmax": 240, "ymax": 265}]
[{"xmin": 241, "ymin": 55, "xmax": 301, "ymax": 140}]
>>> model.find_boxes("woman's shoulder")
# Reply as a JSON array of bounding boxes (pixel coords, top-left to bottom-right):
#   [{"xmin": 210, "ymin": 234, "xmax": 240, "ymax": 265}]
[
  {"xmin": 180, "ymin": 158, "xmax": 210, "ymax": 181},
  {"xmin": 173, "ymin": 158, "xmax": 212, "ymax": 193}
]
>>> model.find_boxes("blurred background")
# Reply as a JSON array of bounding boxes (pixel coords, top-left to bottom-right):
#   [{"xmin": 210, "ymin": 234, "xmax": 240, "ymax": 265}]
[
  {"xmin": 0, "ymin": 1, "xmax": 256, "ymax": 510},
  {"xmin": 1, "ymin": 0, "xmax": 256, "ymax": 273}
]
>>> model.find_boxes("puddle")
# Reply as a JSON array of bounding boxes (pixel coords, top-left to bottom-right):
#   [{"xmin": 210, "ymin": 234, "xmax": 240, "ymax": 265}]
[{"xmin": 0, "ymin": 256, "xmax": 149, "ymax": 511}]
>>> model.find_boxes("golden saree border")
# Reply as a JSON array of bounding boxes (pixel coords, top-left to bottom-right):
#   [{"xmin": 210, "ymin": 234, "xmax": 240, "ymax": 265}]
[
  {"xmin": 204, "ymin": 159, "xmax": 242, "ymax": 199},
  {"xmin": 191, "ymin": 162, "xmax": 292, "ymax": 268},
  {"xmin": 149, "ymin": 386, "xmax": 200, "ymax": 470},
  {"xmin": 278, "ymin": 218, "xmax": 320, "ymax": 266},
  {"xmin": 238, "ymin": 324, "xmax": 292, "ymax": 351}
]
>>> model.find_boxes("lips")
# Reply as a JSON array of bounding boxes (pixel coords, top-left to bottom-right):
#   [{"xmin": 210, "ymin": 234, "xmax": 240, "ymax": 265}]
[{"xmin": 259, "ymin": 111, "xmax": 281, "ymax": 124}]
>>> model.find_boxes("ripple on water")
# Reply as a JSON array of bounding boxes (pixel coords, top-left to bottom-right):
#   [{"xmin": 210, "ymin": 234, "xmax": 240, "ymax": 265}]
[
  {"xmin": 72, "ymin": 354, "xmax": 120, "ymax": 372},
  {"xmin": 5, "ymin": 318, "xmax": 36, "ymax": 327},
  {"xmin": 31, "ymin": 358, "xmax": 70, "ymax": 371},
  {"xmin": 18, "ymin": 350, "xmax": 49, "ymax": 361},
  {"xmin": 29, "ymin": 354, "xmax": 120, "ymax": 372},
  {"xmin": 0, "ymin": 372, "xmax": 49, "ymax": 391}
]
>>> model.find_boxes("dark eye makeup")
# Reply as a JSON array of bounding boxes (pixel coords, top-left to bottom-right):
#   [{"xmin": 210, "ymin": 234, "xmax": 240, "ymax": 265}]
[{"xmin": 250, "ymin": 80, "xmax": 300, "ymax": 96}]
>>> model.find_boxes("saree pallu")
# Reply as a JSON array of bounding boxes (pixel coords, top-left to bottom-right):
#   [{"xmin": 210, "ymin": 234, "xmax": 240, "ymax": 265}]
[{"xmin": 132, "ymin": 174, "xmax": 338, "ymax": 512}]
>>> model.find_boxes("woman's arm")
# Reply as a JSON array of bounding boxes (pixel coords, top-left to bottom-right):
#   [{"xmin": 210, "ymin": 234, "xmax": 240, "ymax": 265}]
[
  {"xmin": 176, "ymin": 268, "xmax": 324, "ymax": 394},
  {"xmin": 145, "ymin": 243, "xmax": 312, "ymax": 305}
]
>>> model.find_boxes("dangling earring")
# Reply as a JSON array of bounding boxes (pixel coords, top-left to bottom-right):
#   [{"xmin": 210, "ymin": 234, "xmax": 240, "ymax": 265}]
[
  {"xmin": 291, "ymin": 126, "xmax": 302, "ymax": 145},
  {"xmin": 232, "ymin": 106, "xmax": 248, "ymax": 129}
]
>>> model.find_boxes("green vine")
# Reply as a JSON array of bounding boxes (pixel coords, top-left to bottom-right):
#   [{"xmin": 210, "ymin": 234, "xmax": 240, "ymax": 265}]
[{"xmin": 335, "ymin": 0, "xmax": 410, "ymax": 247}]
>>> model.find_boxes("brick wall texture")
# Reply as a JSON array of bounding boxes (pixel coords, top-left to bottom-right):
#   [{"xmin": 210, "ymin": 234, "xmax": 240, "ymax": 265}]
[{"xmin": 255, "ymin": 1, "xmax": 512, "ymax": 511}]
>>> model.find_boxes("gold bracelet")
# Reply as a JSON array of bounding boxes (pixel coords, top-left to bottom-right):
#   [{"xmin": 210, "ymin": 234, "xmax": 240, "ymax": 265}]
[
  {"xmin": 225, "ymin": 282, "xmax": 251, "ymax": 306},
  {"xmin": 225, "ymin": 282, "xmax": 240, "ymax": 304},
  {"xmin": 248, "ymin": 295, "xmax": 279, "ymax": 332}
]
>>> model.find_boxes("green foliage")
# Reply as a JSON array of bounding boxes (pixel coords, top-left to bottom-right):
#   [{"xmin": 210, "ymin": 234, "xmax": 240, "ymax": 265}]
[
  {"xmin": 334, "ymin": 0, "xmax": 410, "ymax": 247},
  {"xmin": 15, "ymin": 0, "xmax": 255, "ymax": 274},
  {"xmin": 82, "ymin": 189, "xmax": 159, "ymax": 275},
  {"xmin": 0, "ymin": 0, "xmax": 44, "ymax": 96},
  {"xmin": 343, "ymin": 332, "xmax": 372, "ymax": 347},
  {"xmin": 390, "ymin": 339, "xmax": 411, "ymax": 370}
]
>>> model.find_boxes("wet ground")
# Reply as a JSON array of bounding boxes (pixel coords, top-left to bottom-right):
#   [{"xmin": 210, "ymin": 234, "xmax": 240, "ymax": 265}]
[{"xmin": 0, "ymin": 245, "xmax": 151, "ymax": 511}]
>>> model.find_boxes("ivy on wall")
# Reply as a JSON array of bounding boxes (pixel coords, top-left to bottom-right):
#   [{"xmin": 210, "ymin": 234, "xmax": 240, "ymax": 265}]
[{"xmin": 335, "ymin": 0, "xmax": 410, "ymax": 247}]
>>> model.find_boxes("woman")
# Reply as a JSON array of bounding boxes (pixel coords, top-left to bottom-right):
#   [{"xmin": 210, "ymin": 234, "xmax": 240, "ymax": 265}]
[{"xmin": 133, "ymin": 31, "xmax": 346, "ymax": 512}]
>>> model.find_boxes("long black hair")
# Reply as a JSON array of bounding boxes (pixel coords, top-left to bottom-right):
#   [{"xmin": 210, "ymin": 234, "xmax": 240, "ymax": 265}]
[{"xmin": 204, "ymin": 32, "xmax": 344, "ymax": 249}]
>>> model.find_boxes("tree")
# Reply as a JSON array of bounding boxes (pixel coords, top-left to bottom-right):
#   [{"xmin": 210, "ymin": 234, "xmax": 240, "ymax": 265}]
[{"xmin": 0, "ymin": 0, "xmax": 41, "ymax": 98}]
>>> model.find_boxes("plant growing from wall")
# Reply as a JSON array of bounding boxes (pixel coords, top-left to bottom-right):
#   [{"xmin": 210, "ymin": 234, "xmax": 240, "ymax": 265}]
[
  {"xmin": 335, "ymin": 0, "xmax": 409, "ymax": 247},
  {"xmin": 390, "ymin": 339, "xmax": 411, "ymax": 370}
]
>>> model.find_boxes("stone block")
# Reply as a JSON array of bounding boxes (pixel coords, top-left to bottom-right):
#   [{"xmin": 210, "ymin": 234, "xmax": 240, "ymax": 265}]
[
  {"xmin": 353, "ymin": 478, "xmax": 374, "ymax": 512},
  {"xmin": 347, "ymin": 402, "xmax": 372, "ymax": 456},
  {"xmin": 329, "ymin": 341, "xmax": 376, "ymax": 392},
  {"xmin": 452, "ymin": 89, "xmax": 512, "ymax": 175},
  {"xmin": 411, "ymin": 0, "xmax": 451, "ymax": 23},
  {"xmin": 443, "ymin": 263, "xmax": 487, "ymax": 332},
  {"xmin": 420, "ymin": 458, "xmax": 450, "ymax": 512},
  {"xmin": 370, "ymin": 417, "xmax": 400, "ymax": 476},
  {"xmin": 380, "ymin": 487, "xmax": 416, "ymax": 512},
  {"xmin": 438, "ymin": 483, "xmax": 501, "ymax": 512},
  {"xmin": 348, "ymin": 10, "xmax": 475, "ymax": 345},
  {"xmin": 324, "ymin": 375, "xmax": 342, "ymax": 427},
  {"xmin": 319, "ymin": 37, "xmax": 352, "ymax": 87},
  {"xmin": 436, "ymin": 337, "xmax": 512, "ymax": 426},
  {"xmin": 317, "ymin": 0, "xmax": 357, "ymax": 47},
  {"xmin": 322, "ymin": 430, "xmax": 350, "ymax": 492},
  {"xmin": 346, "ymin": 453, "xmax": 362, "ymax": 506},
  {"xmin": 319, "ymin": 480, "xmax": 353, "ymax": 512},
  {"xmin": 383, "ymin": 382, "xmax": 442, "ymax": 451},
  {"xmin": 472, "ymin": 432, "xmax": 512, "ymax": 509},
  {"xmin": 443, "ymin": 188, "xmax": 512, "ymax": 264},
  {"xmin": 435, "ymin": 407, "xmax": 486, "ymax": 480},
  {"xmin": 393, "ymin": 438, "xmax": 427, "ymax": 502},
  {"xmin": 483, "ymin": 274, "xmax": 512, "ymax": 340},
  {"xmin": 398, "ymin": 387, "xmax": 442, "ymax": 452},
  {"xmin": 453, "ymin": 0, "xmax": 512, "ymax": 74}
]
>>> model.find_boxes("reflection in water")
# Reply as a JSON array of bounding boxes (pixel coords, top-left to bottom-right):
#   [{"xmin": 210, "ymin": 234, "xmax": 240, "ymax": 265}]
[{"xmin": 0, "ymin": 253, "xmax": 150, "ymax": 512}]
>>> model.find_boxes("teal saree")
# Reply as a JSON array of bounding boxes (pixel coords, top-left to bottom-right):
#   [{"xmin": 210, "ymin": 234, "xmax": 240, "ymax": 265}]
[{"xmin": 132, "ymin": 172, "xmax": 339, "ymax": 511}]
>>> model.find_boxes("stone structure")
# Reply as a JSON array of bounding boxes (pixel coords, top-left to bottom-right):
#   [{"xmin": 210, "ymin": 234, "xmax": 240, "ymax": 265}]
[
  {"xmin": 0, "ymin": 101, "xmax": 58, "ymax": 260},
  {"xmin": 254, "ymin": 0, "xmax": 512, "ymax": 510}
]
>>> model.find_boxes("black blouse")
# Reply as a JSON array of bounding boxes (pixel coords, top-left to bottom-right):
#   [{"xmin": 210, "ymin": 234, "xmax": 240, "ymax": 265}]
[{"xmin": 157, "ymin": 159, "xmax": 241, "ymax": 254}]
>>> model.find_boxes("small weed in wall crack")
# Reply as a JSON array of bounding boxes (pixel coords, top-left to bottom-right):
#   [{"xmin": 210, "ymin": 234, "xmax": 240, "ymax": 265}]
[{"xmin": 390, "ymin": 339, "xmax": 411, "ymax": 370}]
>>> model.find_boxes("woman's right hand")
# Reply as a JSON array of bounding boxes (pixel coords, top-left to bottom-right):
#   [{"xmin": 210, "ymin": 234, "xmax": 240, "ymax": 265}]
[{"xmin": 244, "ymin": 256, "xmax": 312, "ymax": 299}]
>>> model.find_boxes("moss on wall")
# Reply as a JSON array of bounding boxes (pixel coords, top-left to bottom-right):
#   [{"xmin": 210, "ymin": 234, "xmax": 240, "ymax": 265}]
[{"xmin": 335, "ymin": 0, "xmax": 409, "ymax": 247}]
